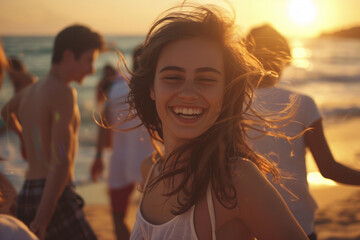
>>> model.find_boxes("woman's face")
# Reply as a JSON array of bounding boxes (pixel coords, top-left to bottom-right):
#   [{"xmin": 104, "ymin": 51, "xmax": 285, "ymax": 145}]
[{"xmin": 151, "ymin": 37, "xmax": 225, "ymax": 149}]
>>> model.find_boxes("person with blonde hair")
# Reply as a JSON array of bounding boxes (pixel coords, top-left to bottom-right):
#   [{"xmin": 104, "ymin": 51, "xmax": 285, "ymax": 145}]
[{"xmin": 125, "ymin": 4, "xmax": 307, "ymax": 239}]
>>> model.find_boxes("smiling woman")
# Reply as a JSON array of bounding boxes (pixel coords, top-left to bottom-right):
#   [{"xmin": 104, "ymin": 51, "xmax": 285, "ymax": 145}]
[
  {"xmin": 287, "ymin": 0, "xmax": 318, "ymax": 26},
  {"xmin": 152, "ymin": 37, "xmax": 224, "ymax": 146},
  {"xmin": 126, "ymin": 3, "xmax": 308, "ymax": 240}
]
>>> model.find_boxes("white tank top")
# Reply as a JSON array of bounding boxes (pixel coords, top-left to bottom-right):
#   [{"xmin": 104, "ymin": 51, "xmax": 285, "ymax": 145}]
[{"xmin": 130, "ymin": 163, "xmax": 217, "ymax": 240}]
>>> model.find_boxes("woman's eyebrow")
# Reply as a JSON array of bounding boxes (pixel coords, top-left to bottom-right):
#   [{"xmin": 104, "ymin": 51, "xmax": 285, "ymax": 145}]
[
  {"xmin": 159, "ymin": 66, "xmax": 185, "ymax": 73},
  {"xmin": 159, "ymin": 66, "xmax": 222, "ymax": 75},
  {"xmin": 196, "ymin": 67, "xmax": 222, "ymax": 75}
]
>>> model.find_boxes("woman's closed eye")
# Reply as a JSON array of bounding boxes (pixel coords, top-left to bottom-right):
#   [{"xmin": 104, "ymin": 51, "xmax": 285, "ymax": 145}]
[
  {"xmin": 162, "ymin": 75, "xmax": 183, "ymax": 82},
  {"xmin": 197, "ymin": 77, "xmax": 218, "ymax": 84}
]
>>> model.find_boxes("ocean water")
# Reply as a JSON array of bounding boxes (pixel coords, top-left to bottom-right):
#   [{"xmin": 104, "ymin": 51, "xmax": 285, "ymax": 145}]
[
  {"xmin": 282, "ymin": 38, "xmax": 360, "ymax": 118},
  {"xmin": 0, "ymin": 36, "xmax": 359, "ymax": 190}
]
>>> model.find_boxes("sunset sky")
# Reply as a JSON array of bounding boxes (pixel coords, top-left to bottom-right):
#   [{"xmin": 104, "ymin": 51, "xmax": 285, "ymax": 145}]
[{"xmin": 0, "ymin": 0, "xmax": 359, "ymax": 38}]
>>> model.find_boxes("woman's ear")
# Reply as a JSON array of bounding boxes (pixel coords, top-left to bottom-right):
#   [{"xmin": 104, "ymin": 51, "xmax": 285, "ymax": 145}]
[{"xmin": 150, "ymin": 86, "xmax": 155, "ymax": 100}]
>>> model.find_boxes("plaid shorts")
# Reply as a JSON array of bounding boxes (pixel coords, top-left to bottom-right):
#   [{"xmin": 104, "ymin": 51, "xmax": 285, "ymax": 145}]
[{"xmin": 16, "ymin": 179, "xmax": 97, "ymax": 240}]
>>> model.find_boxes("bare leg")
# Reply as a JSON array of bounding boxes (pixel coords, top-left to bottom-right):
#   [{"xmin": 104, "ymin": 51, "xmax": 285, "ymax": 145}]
[
  {"xmin": 109, "ymin": 184, "xmax": 134, "ymax": 240},
  {"xmin": 112, "ymin": 211, "xmax": 130, "ymax": 240}
]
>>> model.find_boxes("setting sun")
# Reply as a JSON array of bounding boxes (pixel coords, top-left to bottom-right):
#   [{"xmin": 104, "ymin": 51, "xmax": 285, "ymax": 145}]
[{"xmin": 287, "ymin": 0, "xmax": 318, "ymax": 26}]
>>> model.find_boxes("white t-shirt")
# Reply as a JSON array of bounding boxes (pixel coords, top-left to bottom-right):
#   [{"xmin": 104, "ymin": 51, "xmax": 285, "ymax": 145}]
[
  {"xmin": 0, "ymin": 214, "xmax": 38, "ymax": 240},
  {"xmin": 106, "ymin": 78, "xmax": 154, "ymax": 189},
  {"xmin": 247, "ymin": 86, "xmax": 322, "ymax": 235}
]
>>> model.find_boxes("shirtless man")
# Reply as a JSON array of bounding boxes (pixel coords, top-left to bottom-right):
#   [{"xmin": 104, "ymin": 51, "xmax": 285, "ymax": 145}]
[{"xmin": 1, "ymin": 25, "xmax": 104, "ymax": 240}]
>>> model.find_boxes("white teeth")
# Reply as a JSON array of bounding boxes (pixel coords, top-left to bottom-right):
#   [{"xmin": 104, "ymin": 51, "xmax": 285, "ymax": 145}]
[
  {"xmin": 173, "ymin": 107, "xmax": 203, "ymax": 117},
  {"xmin": 181, "ymin": 114, "xmax": 198, "ymax": 119}
]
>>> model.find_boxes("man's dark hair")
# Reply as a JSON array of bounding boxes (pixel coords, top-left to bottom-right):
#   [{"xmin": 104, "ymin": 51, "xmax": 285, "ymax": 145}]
[{"xmin": 51, "ymin": 24, "xmax": 105, "ymax": 64}]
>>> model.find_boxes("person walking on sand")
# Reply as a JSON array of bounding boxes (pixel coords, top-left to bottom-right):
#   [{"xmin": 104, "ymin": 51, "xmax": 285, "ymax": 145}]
[
  {"xmin": 95, "ymin": 64, "xmax": 118, "ymax": 109},
  {"xmin": 1, "ymin": 57, "xmax": 37, "ymax": 160},
  {"xmin": 0, "ymin": 42, "xmax": 38, "ymax": 240},
  {"xmin": 1, "ymin": 25, "xmax": 104, "ymax": 240},
  {"xmin": 245, "ymin": 24, "xmax": 360, "ymax": 240},
  {"xmin": 91, "ymin": 51, "xmax": 154, "ymax": 240},
  {"xmin": 7, "ymin": 57, "xmax": 38, "ymax": 94}
]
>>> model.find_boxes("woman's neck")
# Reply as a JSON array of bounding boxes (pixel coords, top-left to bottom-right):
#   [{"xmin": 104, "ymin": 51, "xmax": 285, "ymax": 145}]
[{"xmin": 163, "ymin": 136, "xmax": 188, "ymax": 161}]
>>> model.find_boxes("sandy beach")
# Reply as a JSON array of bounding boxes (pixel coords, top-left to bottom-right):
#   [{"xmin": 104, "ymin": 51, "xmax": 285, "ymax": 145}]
[
  {"xmin": 311, "ymin": 186, "xmax": 360, "ymax": 240},
  {"xmin": 309, "ymin": 118, "xmax": 360, "ymax": 239},
  {"xmin": 79, "ymin": 117, "xmax": 360, "ymax": 240},
  {"xmin": 78, "ymin": 182, "xmax": 139, "ymax": 240}
]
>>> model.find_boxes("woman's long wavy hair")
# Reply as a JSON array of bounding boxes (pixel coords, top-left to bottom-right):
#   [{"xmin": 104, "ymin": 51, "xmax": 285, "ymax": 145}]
[{"xmin": 127, "ymin": 4, "xmax": 281, "ymax": 214}]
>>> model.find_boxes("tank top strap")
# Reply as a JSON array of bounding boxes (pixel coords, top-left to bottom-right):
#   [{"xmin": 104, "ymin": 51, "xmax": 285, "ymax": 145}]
[
  {"xmin": 143, "ymin": 162, "xmax": 157, "ymax": 191},
  {"xmin": 139, "ymin": 161, "xmax": 158, "ymax": 203},
  {"xmin": 206, "ymin": 184, "xmax": 217, "ymax": 240}
]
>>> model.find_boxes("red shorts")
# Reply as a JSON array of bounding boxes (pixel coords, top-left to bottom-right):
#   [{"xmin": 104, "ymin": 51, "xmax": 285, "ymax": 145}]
[{"xmin": 109, "ymin": 184, "xmax": 134, "ymax": 214}]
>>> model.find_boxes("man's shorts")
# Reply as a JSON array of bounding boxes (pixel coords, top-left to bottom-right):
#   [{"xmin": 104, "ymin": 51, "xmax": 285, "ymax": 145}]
[
  {"xmin": 109, "ymin": 183, "xmax": 134, "ymax": 215},
  {"xmin": 16, "ymin": 179, "xmax": 97, "ymax": 240}
]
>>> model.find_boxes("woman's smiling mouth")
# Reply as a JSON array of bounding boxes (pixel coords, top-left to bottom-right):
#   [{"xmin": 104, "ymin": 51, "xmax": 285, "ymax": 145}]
[{"xmin": 171, "ymin": 106, "xmax": 204, "ymax": 120}]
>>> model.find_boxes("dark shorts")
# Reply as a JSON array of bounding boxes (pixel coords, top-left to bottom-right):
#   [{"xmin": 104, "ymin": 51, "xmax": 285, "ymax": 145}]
[
  {"xmin": 109, "ymin": 183, "xmax": 134, "ymax": 215},
  {"xmin": 16, "ymin": 179, "xmax": 97, "ymax": 240}
]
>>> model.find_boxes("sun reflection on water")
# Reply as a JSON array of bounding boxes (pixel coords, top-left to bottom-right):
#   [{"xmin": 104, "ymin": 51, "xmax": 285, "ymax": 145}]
[{"xmin": 292, "ymin": 46, "xmax": 313, "ymax": 70}]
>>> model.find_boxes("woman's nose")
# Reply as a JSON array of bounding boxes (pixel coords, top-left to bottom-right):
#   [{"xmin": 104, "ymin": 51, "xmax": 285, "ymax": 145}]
[{"xmin": 178, "ymin": 81, "xmax": 198, "ymax": 101}]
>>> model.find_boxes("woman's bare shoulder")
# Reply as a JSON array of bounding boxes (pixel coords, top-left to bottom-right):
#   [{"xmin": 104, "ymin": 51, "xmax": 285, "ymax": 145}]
[
  {"xmin": 231, "ymin": 158, "xmax": 261, "ymax": 178},
  {"xmin": 227, "ymin": 158, "xmax": 308, "ymax": 239},
  {"xmin": 230, "ymin": 157, "xmax": 271, "ymax": 197},
  {"xmin": 140, "ymin": 153, "xmax": 155, "ymax": 180}
]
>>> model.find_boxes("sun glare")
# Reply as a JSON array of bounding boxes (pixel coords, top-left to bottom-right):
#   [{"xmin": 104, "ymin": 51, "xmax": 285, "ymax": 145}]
[{"xmin": 287, "ymin": 0, "xmax": 317, "ymax": 26}]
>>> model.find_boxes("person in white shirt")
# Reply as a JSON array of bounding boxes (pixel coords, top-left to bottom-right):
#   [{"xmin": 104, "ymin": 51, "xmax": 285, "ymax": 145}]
[
  {"xmin": 245, "ymin": 24, "xmax": 360, "ymax": 240},
  {"xmin": 91, "ymin": 60, "xmax": 153, "ymax": 240}
]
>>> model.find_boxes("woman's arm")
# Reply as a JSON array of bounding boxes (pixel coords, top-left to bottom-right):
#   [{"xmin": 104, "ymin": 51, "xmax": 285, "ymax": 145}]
[
  {"xmin": 91, "ymin": 105, "xmax": 112, "ymax": 182},
  {"xmin": 232, "ymin": 159, "xmax": 307, "ymax": 239},
  {"xmin": 305, "ymin": 119, "xmax": 360, "ymax": 185}
]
